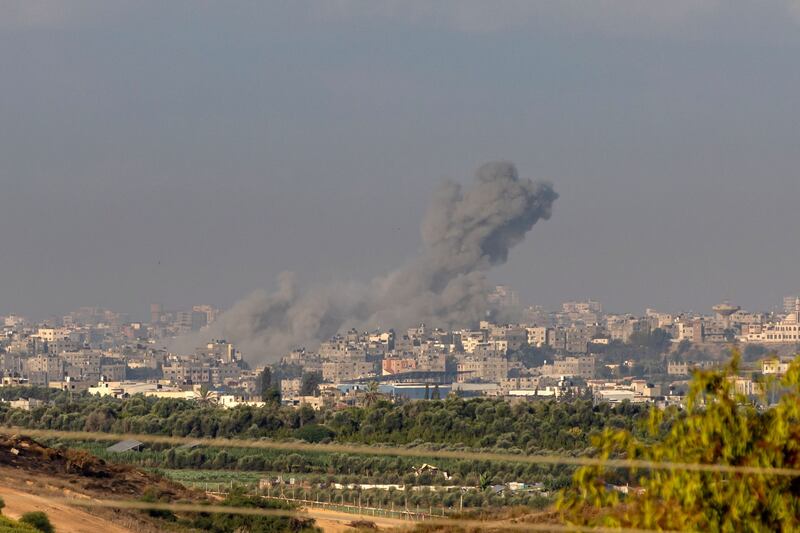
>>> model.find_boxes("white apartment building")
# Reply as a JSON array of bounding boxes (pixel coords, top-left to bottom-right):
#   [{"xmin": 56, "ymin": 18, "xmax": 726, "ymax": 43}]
[
  {"xmin": 762, "ymin": 358, "xmax": 791, "ymax": 375},
  {"xmin": 33, "ymin": 327, "xmax": 71, "ymax": 343},
  {"xmin": 742, "ymin": 307, "xmax": 800, "ymax": 344}
]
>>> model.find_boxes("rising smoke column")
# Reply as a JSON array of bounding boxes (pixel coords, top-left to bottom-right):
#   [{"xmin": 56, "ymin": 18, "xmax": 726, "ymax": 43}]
[{"xmin": 175, "ymin": 161, "xmax": 557, "ymax": 363}]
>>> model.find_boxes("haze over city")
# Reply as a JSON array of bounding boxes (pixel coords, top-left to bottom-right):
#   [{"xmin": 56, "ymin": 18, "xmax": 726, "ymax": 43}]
[
  {"xmin": 3, "ymin": 1, "xmax": 800, "ymax": 321},
  {"xmin": 6, "ymin": 3, "xmax": 800, "ymax": 532}
]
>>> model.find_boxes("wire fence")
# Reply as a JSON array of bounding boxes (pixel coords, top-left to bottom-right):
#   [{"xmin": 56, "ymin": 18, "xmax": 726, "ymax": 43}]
[
  {"xmin": 51, "ymin": 496, "xmax": 679, "ymax": 533},
  {"xmin": 197, "ymin": 482, "xmax": 454, "ymax": 520}
]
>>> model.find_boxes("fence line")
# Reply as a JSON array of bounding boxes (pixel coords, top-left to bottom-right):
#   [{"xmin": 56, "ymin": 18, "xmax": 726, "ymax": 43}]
[
  {"xmin": 4, "ymin": 426, "xmax": 800, "ymax": 477},
  {"xmin": 199, "ymin": 484, "xmax": 448, "ymax": 521},
  {"xmin": 50, "ymin": 496, "xmax": 678, "ymax": 533}
]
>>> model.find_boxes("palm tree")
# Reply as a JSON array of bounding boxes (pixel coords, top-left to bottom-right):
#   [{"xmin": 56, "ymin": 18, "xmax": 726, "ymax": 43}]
[{"xmin": 196, "ymin": 385, "xmax": 219, "ymax": 406}]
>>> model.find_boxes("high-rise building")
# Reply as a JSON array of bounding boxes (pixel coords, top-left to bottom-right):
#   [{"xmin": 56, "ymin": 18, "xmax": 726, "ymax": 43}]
[{"xmin": 150, "ymin": 303, "xmax": 163, "ymax": 324}]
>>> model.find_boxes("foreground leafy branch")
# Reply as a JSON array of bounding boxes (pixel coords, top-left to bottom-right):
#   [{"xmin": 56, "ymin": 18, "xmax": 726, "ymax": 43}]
[{"xmin": 558, "ymin": 350, "xmax": 800, "ymax": 531}]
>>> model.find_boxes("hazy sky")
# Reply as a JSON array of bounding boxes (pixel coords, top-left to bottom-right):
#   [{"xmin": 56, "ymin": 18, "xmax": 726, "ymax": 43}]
[{"xmin": 2, "ymin": 1, "xmax": 800, "ymax": 320}]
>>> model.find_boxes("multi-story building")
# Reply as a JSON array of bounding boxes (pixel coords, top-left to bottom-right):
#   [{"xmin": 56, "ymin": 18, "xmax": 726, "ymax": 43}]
[
  {"xmin": 459, "ymin": 330, "xmax": 488, "ymax": 354},
  {"xmin": 322, "ymin": 358, "xmax": 376, "ymax": 382},
  {"xmin": 762, "ymin": 358, "xmax": 790, "ymax": 375},
  {"xmin": 415, "ymin": 351, "xmax": 446, "ymax": 372},
  {"xmin": 675, "ymin": 319, "xmax": 705, "ymax": 344},
  {"xmin": 742, "ymin": 307, "xmax": 800, "ymax": 344},
  {"xmin": 563, "ymin": 301, "xmax": 603, "ymax": 315},
  {"xmin": 565, "ymin": 324, "xmax": 602, "ymax": 354},
  {"xmin": 32, "ymin": 327, "xmax": 71, "ymax": 343},
  {"xmin": 176, "ymin": 311, "xmax": 208, "ymax": 332},
  {"xmin": 526, "ymin": 327, "xmax": 549, "ymax": 348},
  {"xmin": 547, "ymin": 328, "xmax": 567, "ymax": 351},
  {"xmin": 100, "ymin": 363, "xmax": 127, "ymax": 381},
  {"xmin": 382, "ymin": 357, "xmax": 417, "ymax": 375},
  {"xmin": 163, "ymin": 362, "xmax": 212, "ymax": 384},
  {"xmin": 500, "ymin": 375, "xmax": 540, "ymax": 392},
  {"xmin": 281, "ymin": 378, "xmax": 302, "ymax": 397},
  {"xmin": 607, "ymin": 316, "xmax": 650, "ymax": 343},
  {"xmin": 561, "ymin": 300, "xmax": 603, "ymax": 323},
  {"xmin": 489, "ymin": 327, "xmax": 528, "ymax": 354},
  {"xmin": 62, "ymin": 351, "xmax": 102, "ymax": 381},
  {"xmin": 541, "ymin": 356, "xmax": 596, "ymax": 379},
  {"xmin": 457, "ymin": 356, "xmax": 511, "ymax": 383},
  {"xmin": 210, "ymin": 363, "xmax": 242, "ymax": 386},
  {"xmin": 197, "ymin": 340, "xmax": 239, "ymax": 363},
  {"xmin": 24, "ymin": 355, "xmax": 65, "ymax": 386}
]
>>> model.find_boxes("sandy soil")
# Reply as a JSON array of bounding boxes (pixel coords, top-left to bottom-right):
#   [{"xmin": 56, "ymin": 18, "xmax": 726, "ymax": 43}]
[
  {"xmin": 0, "ymin": 486, "xmax": 135, "ymax": 533},
  {"xmin": 0, "ymin": 486, "xmax": 409, "ymax": 533}
]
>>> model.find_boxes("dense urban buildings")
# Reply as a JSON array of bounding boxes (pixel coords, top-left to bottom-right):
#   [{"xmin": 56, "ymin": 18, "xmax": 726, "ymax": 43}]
[{"xmin": 2, "ymin": 289, "xmax": 798, "ymax": 411}]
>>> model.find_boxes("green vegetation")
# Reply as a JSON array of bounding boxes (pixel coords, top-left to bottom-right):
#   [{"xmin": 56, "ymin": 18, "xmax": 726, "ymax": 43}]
[
  {"xmin": 259, "ymin": 367, "xmax": 281, "ymax": 405},
  {"xmin": 67, "ymin": 440, "xmax": 575, "ymax": 496},
  {"xmin": 18, "ymin": 513, "xmax": 53, "ymax": 533},
  {"xmin": 157, "ymin": 469, "xmax": 553, "ymax": 511},
  {"xmin": 0, "ymin": 388, "xmax": 649, "ymax": 511},
  {"xmin": 299, "ymin": 372, "xmax": 323, "ymax": 397},
  {"xmin": 0, "ymin": 389, "xmax": 647, "ymax": 451},
  {"xmin": 187, "ymin": 490, "xmax": 319, "ymax": 533},
  {"xmin": 0, "ymin": 517, "xmax": 38, "ymax": 533},
  {"xmin": 559, "ymin": 351, "xmax": 800, "ymax": 530}
]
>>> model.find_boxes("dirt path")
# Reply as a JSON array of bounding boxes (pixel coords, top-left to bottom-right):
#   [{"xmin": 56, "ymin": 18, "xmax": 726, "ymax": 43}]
[{"xmin": 0, "ymin": 486, "xmax": 135, "ymax": 533}]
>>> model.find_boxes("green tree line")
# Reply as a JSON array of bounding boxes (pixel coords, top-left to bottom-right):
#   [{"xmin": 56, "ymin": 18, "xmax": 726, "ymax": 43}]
[{"xmin": 0, "ymin": 389, "xmax": 647, "ymax": 452}]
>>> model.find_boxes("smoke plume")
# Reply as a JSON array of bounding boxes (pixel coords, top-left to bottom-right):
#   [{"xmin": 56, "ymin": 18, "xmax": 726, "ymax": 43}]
[{"xmin": 174, "ymin": 161, "xmax": 557, "ymax": 363}]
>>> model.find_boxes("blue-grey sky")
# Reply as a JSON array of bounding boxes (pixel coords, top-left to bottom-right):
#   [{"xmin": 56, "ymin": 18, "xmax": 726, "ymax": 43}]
[{"xmin": 2, "ymin": 1, "xmax": 800, "ymax": 320}]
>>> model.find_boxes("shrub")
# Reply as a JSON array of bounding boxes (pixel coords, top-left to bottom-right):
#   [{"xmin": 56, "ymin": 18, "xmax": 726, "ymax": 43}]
[{"xmin": 19, "ymin": 513, "xmax": 54, "ymax": 533}]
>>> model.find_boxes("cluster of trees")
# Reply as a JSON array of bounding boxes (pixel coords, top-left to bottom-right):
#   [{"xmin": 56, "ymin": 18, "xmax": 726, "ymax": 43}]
[
  {"xmin": 82, "ymin": 442, "xmax": 575, "ymax": 492},
  {"xmin": 326, "ymin": 397, "xmax": 646, "ymax": 450},
  {"xmin": 0, "ymin": 388, "xmax": 647, "ymax": 452},
  {"xmin": 0, "ymin": 391, "xmax": 310, "ymax": 439}
]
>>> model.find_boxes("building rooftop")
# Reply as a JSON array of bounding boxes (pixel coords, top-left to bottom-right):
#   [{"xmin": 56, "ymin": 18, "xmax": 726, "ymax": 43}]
[{"xmin": 106, "ymin": 439, "xmax": 143, "ymax": 453}]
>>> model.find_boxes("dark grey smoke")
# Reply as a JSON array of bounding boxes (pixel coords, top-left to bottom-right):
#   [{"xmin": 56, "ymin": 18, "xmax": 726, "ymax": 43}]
[{"xmin": 173, "ymin": 161, "xmax": 557, "ymax": 363}]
